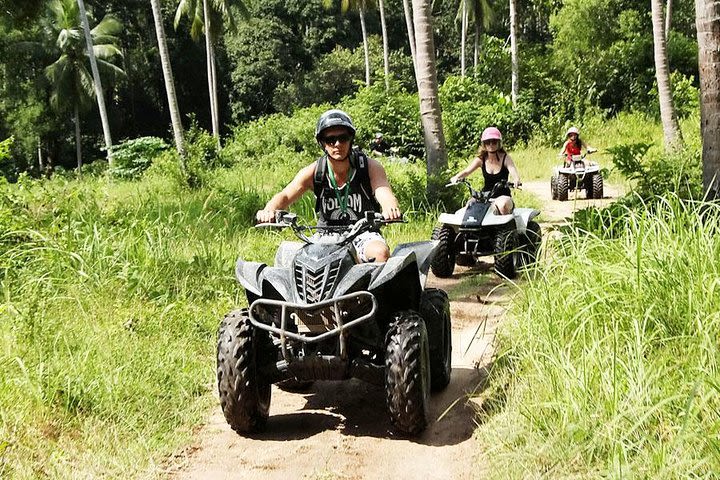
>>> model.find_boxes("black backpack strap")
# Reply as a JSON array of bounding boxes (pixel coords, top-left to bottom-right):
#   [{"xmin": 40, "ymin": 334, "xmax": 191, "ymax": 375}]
[
  {"xmin": 313, "ymin": 154, "xmax": 327, "ymax": 198},
  {"xmin": 352, "ymin": 148, "xmax": 381, "ymax": 212}
]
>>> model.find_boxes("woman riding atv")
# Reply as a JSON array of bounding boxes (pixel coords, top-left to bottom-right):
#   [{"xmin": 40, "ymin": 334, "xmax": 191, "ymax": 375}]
[{"xmin": 450, "ymin": 127, "xmax": 521, "ymax": 215}]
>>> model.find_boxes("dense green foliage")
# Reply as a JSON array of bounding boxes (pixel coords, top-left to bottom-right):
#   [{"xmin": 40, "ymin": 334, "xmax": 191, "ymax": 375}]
[{"xmin": 0, "ymin": 0, "xmax": 699, "ymax": 175}]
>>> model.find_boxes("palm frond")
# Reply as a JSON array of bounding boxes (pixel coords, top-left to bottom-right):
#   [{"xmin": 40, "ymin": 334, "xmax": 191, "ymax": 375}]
[
  {"xmin": 92, "ymin": 44, "xmax": 124, "ymax": 61},
  {"xmin": 91, "ymin": 15, "xmax": 123, "ymax": 37}
]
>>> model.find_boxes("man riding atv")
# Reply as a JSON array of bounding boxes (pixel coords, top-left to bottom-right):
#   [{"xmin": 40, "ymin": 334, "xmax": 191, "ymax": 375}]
[{"xmin": 256, "ymin": 109, "xmax": 402, "ymax": 262}]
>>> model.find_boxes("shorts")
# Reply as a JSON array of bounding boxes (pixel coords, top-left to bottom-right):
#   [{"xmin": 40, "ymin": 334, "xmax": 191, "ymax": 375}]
[{"xmin": 353, "ymin": 231, "xmax": 387, "ymax": 262}]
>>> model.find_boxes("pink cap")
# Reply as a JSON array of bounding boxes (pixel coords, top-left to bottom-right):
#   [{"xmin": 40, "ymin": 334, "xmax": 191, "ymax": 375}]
[{"xmin": 481, "ymin": 127, "xmax": 502, "ymax": 142}]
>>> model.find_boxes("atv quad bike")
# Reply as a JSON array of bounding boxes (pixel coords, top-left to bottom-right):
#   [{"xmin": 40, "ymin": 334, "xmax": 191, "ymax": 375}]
[
  {"xmin": 430, "ymin": 179, "xmax": 541, "ymax": 280},
  {"xmin": 217, "ymin": 212, "xmax": 452, "ymax": 436},
  {"xmin": 550, "ymin": 149, "xmax": 603, "ymax": 201}
]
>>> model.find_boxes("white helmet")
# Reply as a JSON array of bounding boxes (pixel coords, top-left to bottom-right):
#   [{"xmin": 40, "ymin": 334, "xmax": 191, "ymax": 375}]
[{"xmin": 565, "ymin": 126, "xmax": 580, "ymax": 137}]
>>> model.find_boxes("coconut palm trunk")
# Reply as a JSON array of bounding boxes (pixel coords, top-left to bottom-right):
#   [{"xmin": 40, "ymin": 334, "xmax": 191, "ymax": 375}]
[
  {"xmin": 74, "ymin": 105, "xmax": 82, "ymax": 171},
  {"xmin": 150, "ymin": 0, "xmax": 186, "ymax": 164},
  {"xmin": 402, "ymin": 0, "xmax": 417, "ymax": 72},
  {"xmin": 651, "ymin": 0, "xmax": 683, "ymax": 150},
  {"xmin": 460, "ymin": 0, "xmax": 467, "ymax": 77},
  {"xmin": 695, "ymin": 0, "xmax": 720, "ymax": 198},
  {"xmin": 379, "ymin": 0, "xmax": 390, "ymax": 89},
  {"xmin": 203, "ymin": 0, "xmax": 218, "ymax": 139},
  {"xmin": 76, "ymin": 0, "xmax": 114, "ymax": 165},
  {"xmin": 665, "ymin": 0, "xmax": 672, "ymax": 41},
  {"xmin": 509, "ymin": 0, "xmax": 518, "ymax": 106},
  {"xmin": 411, "ymin": 0, "xmax": 447, "ymax": 200},
  {"xmin": 359, "ymin": 5, "xmax": 371, "ymax": 86}
]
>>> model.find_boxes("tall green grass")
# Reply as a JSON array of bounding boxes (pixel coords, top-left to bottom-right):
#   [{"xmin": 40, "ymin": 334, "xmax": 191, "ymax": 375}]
[
  {"xmin": 476, "ymin": 195, "xmax": 720, "ymax": 477},
  {"xmin": 0, "ymin": 155, "xmax": 437, "ymax": 478}
]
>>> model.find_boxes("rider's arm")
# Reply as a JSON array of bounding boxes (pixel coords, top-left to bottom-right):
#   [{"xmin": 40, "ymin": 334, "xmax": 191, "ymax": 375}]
[
  {"xmin": 505, "ymin": 154, "xmax": 521, "ymax": 185},
  {"xmin": 451, "ymin": 157, "xmax": 482, "ymax": 182},
  {"xmin": 368, "ymin": 157, "xmax": 401, "ymax": 220},
  {"xmin": 559, "ymin": 140, "xmax": 569, "ymax": 157},
  {"xmin": 256, "ymin": 163, "xmax": 315, "ymax": 223}
]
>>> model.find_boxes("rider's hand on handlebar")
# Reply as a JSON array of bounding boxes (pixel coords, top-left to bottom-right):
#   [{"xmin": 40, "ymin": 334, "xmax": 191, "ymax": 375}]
[
  {"xmin": 256, "ymin": 209, "xmax": 275, "ymax": 224},
  {"xmin": 382, "ymin": 206, "xmax": 403, "ymax": 221}
]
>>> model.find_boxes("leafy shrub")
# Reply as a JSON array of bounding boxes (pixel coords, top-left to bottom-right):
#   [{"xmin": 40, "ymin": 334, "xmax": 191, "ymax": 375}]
[
  {"xmin": 609, "ymin": 142, "xmax": 702, "ymax": 199},
  {"xmin": 648, "ymin": 72, "xmax": 699, "ymax": 120},
  {"xmin": 109, "ymin": 137, "xmax": 169, "ymax": 179}
]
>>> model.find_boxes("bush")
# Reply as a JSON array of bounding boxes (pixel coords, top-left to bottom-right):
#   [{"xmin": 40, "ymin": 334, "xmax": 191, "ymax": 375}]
[{"xmin": 109, "ymin": 137, "xmax": 169, "ymax": 180}]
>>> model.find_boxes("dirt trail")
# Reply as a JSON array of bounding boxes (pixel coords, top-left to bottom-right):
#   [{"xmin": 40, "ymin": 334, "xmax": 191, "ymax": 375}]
[{"xmin": 165, "ymin": 180, "xmax": 621, "ymax": 480}]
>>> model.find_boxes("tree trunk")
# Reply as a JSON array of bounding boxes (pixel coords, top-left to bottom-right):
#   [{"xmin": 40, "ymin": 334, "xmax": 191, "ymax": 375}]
[
  {"xmin": 402, "ymin": 0, "xmax": 417, "ymax": 73},
  {"xmin": 474, "ymin": 19, "xmax": 479, "ymax": 71},
  {"xmin": 150, "ymin": 0, "xmax": 186, "ymax": 166},
  {"xmin": 203, "ymin": 0, "xmax": 219, "ymax": 141},
  {"xmin": 74, "ymin": 105, "xmax": 82, "ymax": 173},
  {"xmin": 460, "ymin": 0, "xmax": 467, "ymax": 77},
  {"xmin": 76, "ymin": 0, "xmax": 114, "ymax": 166},
  {"xmin": 665, "ymin": 0, "xmax": 673, "ymax": 41},
  {"xmin": 411, "ymin": 0, "xmax": 447, "ymax": 201},
  {"xmin": 379, "ymin": 0, "xmax": 390, "ymax": 90},
  {"xmin": 695, "ymin": 0, "xmax": 720, "ymax": 198},
  {"xmin": 37, "ymin": 138, "xmax": 43, "ymax": 173},
  {"xmin": 360, "ymin": 6, "xmax": 371, "ymax": 87},
  {"xmin": 509, "ymin": 0, "xmax": 519, "ymax": 107},
  {"xmin": 652, "ymin": 0, "xmax": 683, "ymax": 150},
  {"xmin": 210, "ymin": 41, "xmax": 221, "ymax": 147}
]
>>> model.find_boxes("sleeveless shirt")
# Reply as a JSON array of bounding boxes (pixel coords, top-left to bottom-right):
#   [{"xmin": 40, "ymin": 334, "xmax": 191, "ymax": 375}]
[
  {"xmin": 313, "ymin": 148, "xmax": 381, "ymax": 226},
  {"xmin": 481, "ymin": 152, "xmax": 511, "ymax": 198}
]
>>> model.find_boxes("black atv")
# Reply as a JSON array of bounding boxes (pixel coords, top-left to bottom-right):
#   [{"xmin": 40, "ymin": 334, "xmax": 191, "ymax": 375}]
[{"xmin": 217, "ymin": 211, "xmax": 452, "ymax": 436}]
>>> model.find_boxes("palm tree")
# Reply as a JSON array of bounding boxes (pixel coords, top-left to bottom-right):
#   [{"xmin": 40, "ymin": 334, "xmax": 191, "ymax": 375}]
[
  {"xmin": 174, "ymin": 0, "xmax": 248, "ymax": 144},
  {"xmin": 76, "ymin": 0, "xmax": 114, "ymax": 165},
  {"xmin": 411, "ymin": 0, "xmax": 447, "ymax": 200},
  {"xmin": 651, "ymin": 0, "xmax": 682, "ymax": 150},
  {"xmin": 509, "ymin": 0, "xmax": 518, "ymax": 106},
  {"xmin": 665, "ymin": 0, "xmax": 672, "ymax": 41},
  {"xmin": 378, "ymin": 0, "xmax": 390, "ymax": 89},
  {"xmin": 45, "ymin": 0, "xmax": 124, "ymax": 171},
  {"xmin": 695, "ymin": 0, "xmax": 720, "ymax": 198},
  {"xmin": 402, "ymin": 0, "xmax": 417, "ymax": 72},
  {"xmin": 324, "ymin": 0, "xmax": 376, "ymax": 87},
  {"xmin": 150, "ymin": 0, "xmax": 186, "ymax": 165},
  {"xmin": 470, "ymin": 0, "xmax": 494, "ymax": 70}
]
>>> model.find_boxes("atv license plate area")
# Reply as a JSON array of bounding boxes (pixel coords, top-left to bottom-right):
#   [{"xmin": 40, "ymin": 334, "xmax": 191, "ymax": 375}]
[{"xmin": 249, "ymin": 292, "xmax": 378, "ymax": 360}]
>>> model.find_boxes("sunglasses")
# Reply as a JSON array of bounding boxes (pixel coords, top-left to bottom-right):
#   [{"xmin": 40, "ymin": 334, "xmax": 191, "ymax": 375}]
[
  {"xmin": 322, "ymin": 133, "xmax": 352, "ymax": 145},
  {"xmin": 483, "ymin": 139, "xmax": 500, "ymax": 145}
]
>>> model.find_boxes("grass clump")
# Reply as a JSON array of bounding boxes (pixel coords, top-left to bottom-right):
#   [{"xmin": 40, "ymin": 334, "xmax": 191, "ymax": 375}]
[{"xmin": 476, "ymin": 195, "xmax": 720, "ymax": 477}]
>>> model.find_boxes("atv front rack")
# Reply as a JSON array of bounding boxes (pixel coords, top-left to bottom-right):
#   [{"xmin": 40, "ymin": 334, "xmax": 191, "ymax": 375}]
[{"xmin": 248, "ymin": 291, "xmax": 378, "ymax": 361}]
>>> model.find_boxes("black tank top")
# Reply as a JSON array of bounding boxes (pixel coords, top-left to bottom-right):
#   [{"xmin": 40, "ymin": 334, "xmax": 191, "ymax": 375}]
[
  {"xmin": 481, "ymin": 153, "xmax": 511, "ymax": 198},
  {"xmin": 313, "ymin": 148, "xmax": 381, "ymax": 226}
]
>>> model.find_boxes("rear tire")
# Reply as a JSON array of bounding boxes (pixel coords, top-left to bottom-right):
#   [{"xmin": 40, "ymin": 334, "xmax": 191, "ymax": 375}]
[
  {"xmin": 217, "ymin": 309, "xmax": 273, "ymax": 434},
  {"xmin": 550, "ymin": 175, "xmax": 558, "ymax": 200},
  {"xmin": 420, "ymin": 289, "xmax": 452, "ymax": 391},
  {"xmin": 385, "ymin": 311, "xmax": 431, "ymax": 435},
  {"xmin": 494, "ymin": 228, "xmax": 518, "ymax": 279},
  {"xmin": 430, "ymin": 225, "xmax": 456, "ymax": 278},
  {"xmin": 455, "ymin": 253, "xmax": 475, "ymax": 266},
  {"xmin": 520, "ymin": 221, "xmax": 542, "ymax": 268},
  {"xmin": 557, "ymin": 174, "xmax": 569, "ymax": 201},
  {"xmin": 592, "ymin": 173, "xmax": 604, "ymax": 199}
]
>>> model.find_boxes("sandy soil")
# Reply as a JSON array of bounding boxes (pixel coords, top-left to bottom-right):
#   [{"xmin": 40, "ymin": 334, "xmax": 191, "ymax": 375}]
[{"xmin": 164, "ymin": 180, "xmax": 621, "ymax": 480}]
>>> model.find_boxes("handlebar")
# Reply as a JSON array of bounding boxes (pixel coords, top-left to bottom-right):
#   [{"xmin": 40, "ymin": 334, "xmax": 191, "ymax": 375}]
[
  {"xmin": 446, "ymin": 178, "xmax": 519, "ymax": 200},
  {"xmin": 256, "ymin": 211, "xmax": 403, "ymax": 245}
]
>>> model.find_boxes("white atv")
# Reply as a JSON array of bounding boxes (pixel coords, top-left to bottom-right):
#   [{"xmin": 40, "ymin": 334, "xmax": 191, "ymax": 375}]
[
  {"xmin": 430, "ymin": 179, "xmax": 541, "ymax": 279},
  {"xmin": 550, "ymin": 149, "xmax": 603, "ymax": 201}
]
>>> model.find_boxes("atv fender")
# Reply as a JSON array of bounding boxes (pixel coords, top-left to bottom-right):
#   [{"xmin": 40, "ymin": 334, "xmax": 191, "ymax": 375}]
[
  {"xmin": 261, "ymin": 267, "xmax": 295, "ymax": 301},
  {"xmin": 512, "ymin": 208, "xmax": 541, "ymax": 233},
  {"xmin": 391, "ymin": 240, "xmax": 439, "ymax": 286},
  {"xmin": 235, "ymin": 259, "xmax": 266, "ymax": 296},
  {"xmin": 437, "ymin": 210, "xmax": 465, "ymax": 227},
  {"xmin": 481, "ymin": 209, "xmax": 515, "ymax": 226},
  {"xmin": 334, "ymin": 263, "xmax": 380, "ymax": 297},
  {"xmin": 275, "ymin": 241, "xmax": 304, "ymax": 267},
  {"xmin": 369, "ymin": 250, "xmax": 422, "ymax": 292}
]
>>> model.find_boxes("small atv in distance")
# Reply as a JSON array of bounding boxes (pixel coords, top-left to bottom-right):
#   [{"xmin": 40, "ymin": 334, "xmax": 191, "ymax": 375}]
[
  {"xmin": 217, "ymin": 212, "xmax": 452, "ymax": 436},
  {"xmin": 551, "ymin": 149, "xmax": 603, "ymax": 201},
  {"xmin": 430, "ymin": 179, "xmax": 541, "ymax": 280}
]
